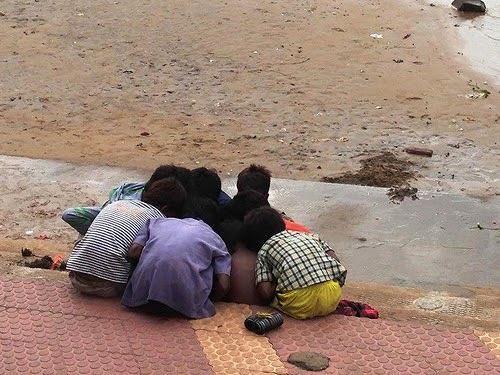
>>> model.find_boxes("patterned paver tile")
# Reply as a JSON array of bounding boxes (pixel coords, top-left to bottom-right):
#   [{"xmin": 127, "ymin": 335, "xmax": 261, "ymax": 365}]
[
  {"xmin": 267, "ymin": 315, "xmax": 500, "ymax": 374},
  {"xmin": 0, "ymin": 277, "xmax": 131, "ymax": 319},
  {"xmin": 0, "ymin": 337, "xmax": 142, "ymax": 375},
  {"xmin": 191, "ymin": 302, "xmax": 253, "ymax": 335},
  {"xmin": 195, "ymin": 329, "xmax": 286, "ymax": 374},
  {"xmin": 475, "ymin": 331, "xmax": 500, "ymax": 359},
  {"xmin": 2, "ymin": 277, "xmax": 499, "ymax": 375}
]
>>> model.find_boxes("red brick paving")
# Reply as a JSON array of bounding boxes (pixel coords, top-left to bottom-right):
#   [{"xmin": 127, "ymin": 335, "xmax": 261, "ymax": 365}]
[
  {"xmin": 265, "ymin": 314, "xmax": 500, "ymax": 374},
  {"xmin": 0, "ymin": 276, "xmax": 499, "ymax": 374},
  {"xmin": 0, "ymin": 277, "xmax": 213, "ymax": 374}
]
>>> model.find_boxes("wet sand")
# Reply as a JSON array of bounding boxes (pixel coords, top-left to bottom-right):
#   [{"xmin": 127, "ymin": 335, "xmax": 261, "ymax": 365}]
[
  {"xmin": 428, "ymin": 0, "xmax": 500, "ymax": 86},
  {"xmin": 0, "ymin": 0, "xmax": 498, "ymax": 195}
]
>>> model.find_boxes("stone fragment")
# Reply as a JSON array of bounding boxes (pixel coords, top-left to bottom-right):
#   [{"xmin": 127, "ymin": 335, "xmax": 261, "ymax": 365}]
[
  {"xmin": 405, "ymin": 147, "xmax": 433, "ymax": 157},
  {"xmin": 452, "ymin": 0, "xmax": 486, "ymax": 13},
  {"xmin": 287, "ymin": 352, "xmax": 329, "ymax": 371}
]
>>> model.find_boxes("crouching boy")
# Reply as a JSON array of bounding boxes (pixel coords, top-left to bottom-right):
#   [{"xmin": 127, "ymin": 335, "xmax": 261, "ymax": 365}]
[
  {"xmin": 242, "ymin": 207, "xmax": 347, "ymax": 319},
  {"xmin": 66, "ymin": 178, "xmax": 186, "ymax": 297}
]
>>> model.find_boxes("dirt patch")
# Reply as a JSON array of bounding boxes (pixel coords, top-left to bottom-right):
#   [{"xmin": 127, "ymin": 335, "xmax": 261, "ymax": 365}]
[
  {"xmin": 20, "ymin": 248, "xmax": 66, "ymax": 271},
  {"xmin": 24, "ymin": 255, "xmax": 53, "ymax": 269},
  {"xmin": 387, "ymin": 186, "xmax": 419, "ymax": 203},
  {"xmin": 321, "ymin": 152, "xmax": 416, "ymax": 188},
  {"xmin": 0, "ymin": 0, "xmax": 497, "ymax": 190}
]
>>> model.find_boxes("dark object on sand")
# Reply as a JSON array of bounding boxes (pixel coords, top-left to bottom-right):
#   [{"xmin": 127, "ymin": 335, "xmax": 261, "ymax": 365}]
[
  {"xmin": 21, "ymin": 248, "xmax": 33, "ymax": 257},
  {"xmin": 59, "ymin": 260, "xmax": 67, "ymax": 271},
  {"xmin": 322, "ymin": 152, "xmax": 416, "ymax": 188},
  {"xmin": 452, "ymin": 0, "xmax": 486, "ymax": 13},
  {"xmin": 287, "ymin": 352, "xmax": 330, "ymax": 371},
  {"xmin": 25, "ymin": 255, "xmax": 53, "ymax": 269},
  {"xmin": 387, "ymin": 186, "xmax": 419, "ymax": 203},
  {"xmin": 405, "ymin": 147, "xmax": 433, "ymax": 157},
  {"xmin": 244, "ymin": 312, "xmax": 284, "ymax": 334},
  {"xmin": 336, "ymin": 300, "xmax": 379, "ymax": 319}
]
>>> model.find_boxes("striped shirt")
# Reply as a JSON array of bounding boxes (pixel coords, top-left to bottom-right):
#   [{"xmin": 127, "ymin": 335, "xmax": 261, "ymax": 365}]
[{"xmin": 67, "ymin": 200, "xmax": 164, "ymax": 283}]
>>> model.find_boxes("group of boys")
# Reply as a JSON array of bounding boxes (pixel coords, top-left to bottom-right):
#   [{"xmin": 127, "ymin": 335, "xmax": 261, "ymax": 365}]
[{"xmin": 63, "ymin": 164, "xmax": 347, "ymax": 320}]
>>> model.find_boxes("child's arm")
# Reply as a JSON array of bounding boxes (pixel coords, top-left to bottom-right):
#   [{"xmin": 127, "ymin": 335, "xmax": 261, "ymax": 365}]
[
  {"xmin": 318, "ymin": 238, "xmax": 340, "ymax": 262},
  {"xmin": 128, "ymin": 244, "xmax": 144, "ymax": 261},
  {"xmin": 318, "ymin": 237, "xmax": 348, "ymax": 287},
  {"xmin": 211, "ymin": 274, "xmax": 230, "ymax": 301},
  {"xmin": 211, "ymin": 241, "xmax": 232, "ymax": 300},
  {"xmin": 126, "ymin": 220, "xmax": 151, "ymax": 263},
  {"xmin": 256, "ymin": 281, "xmax": 276, "ymax": 304},
  {"xmin": 255, "ymin": 253, "xmax": 276, "ymax": 305}
]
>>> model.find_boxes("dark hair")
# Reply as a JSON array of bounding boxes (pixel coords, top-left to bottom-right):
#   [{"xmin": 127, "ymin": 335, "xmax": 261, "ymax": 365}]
[
  {"xmin": 241, "ymin": 207, "xmax": 285, "ymax": 252},
  {"xmin": 189, "ymin": 167, "xmax": 222, "ymax": 202},
  {"xmin": 144, "ymin": 165, "xmax": 191, "ymax": 192},
  {"xmin": 216, "ymin": 219, "xmax": 243, "ymax": 254},
  {"xmin": 141, "ymin": 178, "xmax": 187, "ymax": 216},
  {"xmin": 222, "ymin": 190, "xmax": 270, "ymax": 221},
  {"xmin": 183, "ymin": 197, "xmax": 220, "ymax": 230},
  {"xmin": 236, "ymin": 164, "xmax": 272, "ymax": 196}
]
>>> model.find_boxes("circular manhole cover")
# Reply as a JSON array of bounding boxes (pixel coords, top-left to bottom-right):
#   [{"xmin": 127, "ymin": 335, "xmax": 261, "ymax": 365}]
[{"xmin": 414, "ymin": 296, "xmax": 444, "ymax": 311}]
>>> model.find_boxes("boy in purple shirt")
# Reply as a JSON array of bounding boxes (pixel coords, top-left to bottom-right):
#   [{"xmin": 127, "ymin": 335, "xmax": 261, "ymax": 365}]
[{"xmin": 122, "ymin": 198, "xmax": 231, "ymax": 319}]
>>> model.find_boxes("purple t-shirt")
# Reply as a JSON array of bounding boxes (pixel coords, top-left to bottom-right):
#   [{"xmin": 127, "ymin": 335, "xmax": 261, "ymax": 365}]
[{"xmin": 121, "ymin": 218, "xmax": 231, "ymax": 319}]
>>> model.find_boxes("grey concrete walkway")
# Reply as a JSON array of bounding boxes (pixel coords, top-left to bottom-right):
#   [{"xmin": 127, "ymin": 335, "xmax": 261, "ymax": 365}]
[{"xmin": 1, "ymin": 155, "xmax": 498, "ymax": 288}]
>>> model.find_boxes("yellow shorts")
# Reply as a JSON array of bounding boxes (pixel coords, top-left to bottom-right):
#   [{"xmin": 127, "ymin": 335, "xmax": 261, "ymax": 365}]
[{"xmin": 271, "ymin": 280, "xmax": 342, "ymax": 320}]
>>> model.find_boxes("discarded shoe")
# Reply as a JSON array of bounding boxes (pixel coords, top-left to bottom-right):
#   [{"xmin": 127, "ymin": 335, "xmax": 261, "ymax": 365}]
[{"xmin": 336, "ymin": 300, "xmax": 379, "ymax": 319}]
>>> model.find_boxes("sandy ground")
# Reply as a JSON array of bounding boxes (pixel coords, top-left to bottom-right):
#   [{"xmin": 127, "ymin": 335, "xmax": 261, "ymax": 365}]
[
  {"xmin": 1, "ymin": 0, "xmax": 498, "ymax": 330},
  {"xmin": 0, "ymin": 0, "xmax": 498, "ymax": 195}
]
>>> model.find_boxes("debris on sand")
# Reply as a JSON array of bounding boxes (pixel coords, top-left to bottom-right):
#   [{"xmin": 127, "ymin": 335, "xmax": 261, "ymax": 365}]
[
  {"xmin": 24, "ymin": 255, "xmax": 53, "ymax": 269},
  {"xmin": 467, "ymin": 82, "xmax": 491, "ymax": 99},
  {"xmin": 20, "ymin": 250, "xmax": 66, "ymax": 271},
  {"xmin": 387, "ymin": 186, "xmax": 419, "ymax": 203},
  {"xmin": 322, "ymin": 152, "xmax": 416, "ymax": 188},
  {"xmin": 405, "ymin": 147, "xmax": 433, "ymax": 157},
  {"xmin": 21, "ymin": 247, "xmax": 33, "ymax": 257},
  {"xmin": 452, "ymin": 0, "xmax": 486, "ymax": 13}
]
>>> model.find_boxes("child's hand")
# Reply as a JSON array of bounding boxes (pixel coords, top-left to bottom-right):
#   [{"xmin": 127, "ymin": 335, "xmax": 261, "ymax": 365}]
[
  {"xmin": 256, "ymin": 281, "xmax": 276, "ymax": 305},
  {"xmin": 326, "ymin": 250, "xmax": 340, "ymax": 262},
  {"xmin": 128, "ymin": 243, "xmax": 144, "ymax": 261},
  {"xmin": 211, "ymin": 274, "xmax": 230, "ymax": 301}
]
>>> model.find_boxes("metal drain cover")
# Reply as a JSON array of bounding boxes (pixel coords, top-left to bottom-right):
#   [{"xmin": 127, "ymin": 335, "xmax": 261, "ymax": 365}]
[
  {"xmin": 414, "ymin": 296, "xmax": 444, "ymax": 311},
  {"xmin": 413, "ymin": 293, "xmax": 481, "ymax": 317}
]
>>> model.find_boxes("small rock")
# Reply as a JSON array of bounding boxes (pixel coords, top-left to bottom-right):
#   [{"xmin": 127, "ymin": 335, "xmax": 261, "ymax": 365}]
[
  {"xmin": 287, "ymin": 352, "xmax": 330, "ymax": 371},
  {"xmin": 452, "ymin": 0, "xmax": 486, "ymax": 13},
  {"xmin": 21, "ymin": 248, "xmax": 33, "ymax": 257},
  {"xmin": 405, "ymin": 147, "xmax": 433, "ymax": 157},
  {"xmin": 140, "ymin": 132, "xmax": 150, "ymax": 136},
  {"xmin": 393, "ymin": 59, "xmax": 404, "ymax": 63}
]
